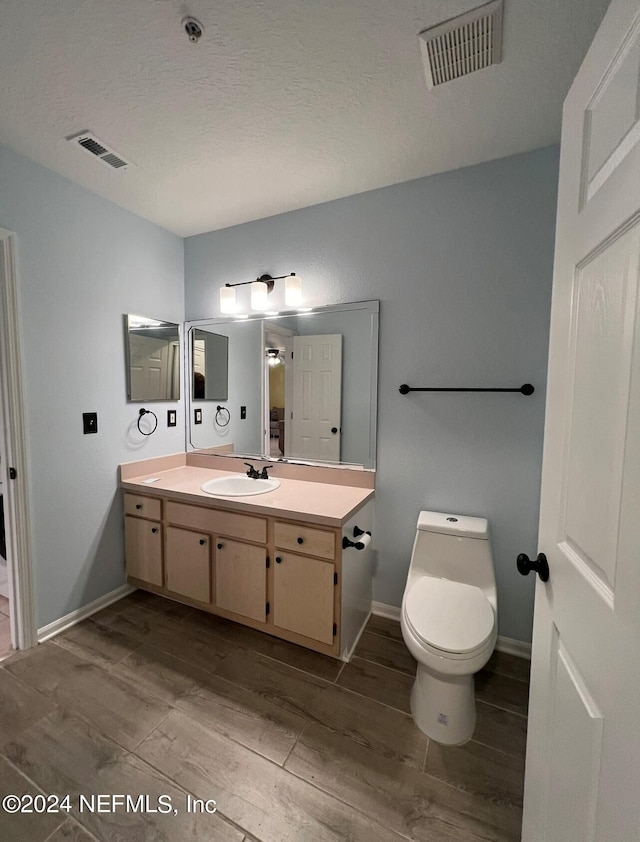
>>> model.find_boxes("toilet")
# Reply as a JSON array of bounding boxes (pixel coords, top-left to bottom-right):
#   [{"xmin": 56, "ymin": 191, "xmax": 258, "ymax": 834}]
[{"xmin": 401, "ymin": 510, "xmax": 497, "ymax": 745}]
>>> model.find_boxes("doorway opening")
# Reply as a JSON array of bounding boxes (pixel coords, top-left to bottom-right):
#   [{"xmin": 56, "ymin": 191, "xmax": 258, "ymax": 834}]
[{"xmin": 0, "ymin": 228, "xmax": 37, "ymax": 658}]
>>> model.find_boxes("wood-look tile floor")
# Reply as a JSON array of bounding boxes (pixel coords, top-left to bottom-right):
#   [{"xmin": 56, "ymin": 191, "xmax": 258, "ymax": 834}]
[{"xmin": 0, "ymin": 591, "xmax": 529, "ymax": 841}]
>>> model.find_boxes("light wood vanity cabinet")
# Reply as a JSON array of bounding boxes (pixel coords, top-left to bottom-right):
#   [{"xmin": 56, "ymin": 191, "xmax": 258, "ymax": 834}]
[
  {"xmin": 273, "ymin": 551, "xmax": 335, "ymax": 645},
  {"xmin": 272, "ymin": 520, "xmax": 337, "ymax": 646},
  {"xmin": 165, "ymin": 526, "xmax": 211, "ymax": 604},
  {"xmin": 215, "ymin": 539, "xmax": 267, "ymax": 623},
  {"xmin": 124, "ymin": 494, "xmax": 163, "ymax": 587},
  {"xmin": 163, "ymin": 501, "xmax": 267, "ymax": 617},
  {"xmin": 123, "ymin": 489, "xmax": 373, "ymax": 659}
]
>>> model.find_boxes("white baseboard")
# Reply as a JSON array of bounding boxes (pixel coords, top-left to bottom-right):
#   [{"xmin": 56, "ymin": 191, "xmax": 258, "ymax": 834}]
[
  {"xmin": 371, "ymin": 601, "xmax": 531, "ymax": 660},
  {"xmin": 37, "ymin": 584, "xmax": 136, "ymax": 643},
  {"xmin": 494, "ymin": 636, "xmax": 531, "ymax": 660},
  {"xmin": 371, "ymin": 600, "xmax": 401, "ymax": 621}
]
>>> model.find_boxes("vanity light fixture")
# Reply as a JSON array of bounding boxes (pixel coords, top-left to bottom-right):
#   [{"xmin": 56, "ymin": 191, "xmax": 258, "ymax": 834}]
[{"xmin": 220, "ymin": 273, "xmax": 301, "ymax": 313}]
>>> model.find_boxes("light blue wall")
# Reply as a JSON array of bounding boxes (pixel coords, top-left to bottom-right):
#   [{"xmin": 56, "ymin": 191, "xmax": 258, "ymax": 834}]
[
  {"xmin": 0, "ymin": 143, "xmax": 184, "ymax": 628},
  {"xmin": 0, "ymin": 141, "xmax": 558, "ymax": 642},
  {"xmin": 185, "ymin": 146, "xmax": 560, "ymax": 643}
]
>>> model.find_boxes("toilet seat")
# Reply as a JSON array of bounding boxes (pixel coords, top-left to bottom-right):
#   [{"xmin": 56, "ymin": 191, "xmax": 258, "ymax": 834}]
[{"xmin": 404, "ymin": 576, "xmax": 495, "ymax": 655}]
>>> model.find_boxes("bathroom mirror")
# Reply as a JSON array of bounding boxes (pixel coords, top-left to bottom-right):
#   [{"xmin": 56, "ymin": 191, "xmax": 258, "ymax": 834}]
[
  {"xmin": 125, "ymin": 314, "xmax": 181, "ymax": 402},
  {"xmin": 185, "ymin": 300, "xmax": 379, "ymax": 468},
  {"xmin": 192, "ymin": 328, "xmax": 229, "ymax": 400}
]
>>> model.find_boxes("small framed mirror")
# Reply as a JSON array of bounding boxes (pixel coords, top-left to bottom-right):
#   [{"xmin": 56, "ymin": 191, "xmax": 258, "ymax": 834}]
[
  {"xmin": 125, "ymin": 314, "xmax": 180, "ymax": 401},
  {"xmin": 191, "ymin": 327, "xmax": 229, "ymax": 401}
]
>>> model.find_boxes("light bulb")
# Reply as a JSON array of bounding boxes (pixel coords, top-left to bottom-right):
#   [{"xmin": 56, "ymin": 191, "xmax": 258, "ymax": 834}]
[
  {"xmin": 284, "ymin": 274, "xmax": 302, "ymax": 307},
  {"xmin": 251, "ymin": 281, "xmax": 269, "ymax": 310},
  {"xmin": 219, "ymin": 286, "xmax": 237, "ymax": 314}
]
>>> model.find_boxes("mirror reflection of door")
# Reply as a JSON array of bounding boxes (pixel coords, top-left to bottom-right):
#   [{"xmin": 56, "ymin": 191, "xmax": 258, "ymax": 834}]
[
  {"xmin": 129, "ymin": 334, "xmax": 179, "ymax": 400},
  {"xmin": 288, "ymin": 334, "xmax": 342, "ymax": 462}
]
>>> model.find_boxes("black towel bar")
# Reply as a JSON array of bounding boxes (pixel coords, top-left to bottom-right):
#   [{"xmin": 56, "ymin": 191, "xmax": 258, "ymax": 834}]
[{"xmin": 399, "ymin": 383, "xmax": 534, "ymax": 396}]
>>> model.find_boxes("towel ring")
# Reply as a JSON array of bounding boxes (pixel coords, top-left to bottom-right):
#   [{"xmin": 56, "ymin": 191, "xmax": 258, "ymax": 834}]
[
  {"xmin": 215, "ymin": 405, "xmax": 231, "ymax": 427},
  {"xmin": 137, "ymin": 408, "xmax": 158, "ymax": 436}
]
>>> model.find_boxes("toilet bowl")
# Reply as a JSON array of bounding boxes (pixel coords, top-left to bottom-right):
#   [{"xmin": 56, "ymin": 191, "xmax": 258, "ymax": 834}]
[{"xmin": 400, "ymin": 511, "xmax": 497, "ymax": 745}]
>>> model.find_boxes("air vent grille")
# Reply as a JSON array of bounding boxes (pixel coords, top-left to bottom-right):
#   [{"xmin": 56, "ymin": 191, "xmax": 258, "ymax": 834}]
[
  {"xmin": 67, "ymin": 131, "xmax": 133, "ymax": 171},
  {"xmin": 419, "ymin": 0, "xmax": 503, "ymax": 88}
]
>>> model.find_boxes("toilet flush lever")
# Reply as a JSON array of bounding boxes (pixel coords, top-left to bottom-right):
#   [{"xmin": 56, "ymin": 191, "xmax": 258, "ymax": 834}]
[{"xmin": 516, "ymin": 552, "xmax": 549, "ymax": 582}]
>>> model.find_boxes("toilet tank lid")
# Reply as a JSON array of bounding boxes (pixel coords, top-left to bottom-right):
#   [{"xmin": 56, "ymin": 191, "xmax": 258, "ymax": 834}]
[{"xmin": 417, "ymin": 511, "xmax": 489, "ymax": 539}]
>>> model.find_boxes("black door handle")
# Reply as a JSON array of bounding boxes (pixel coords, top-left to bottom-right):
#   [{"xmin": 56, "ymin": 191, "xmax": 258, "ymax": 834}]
[
  {"xmin": 517, "ymin": 552, "xmax": 549, "ymax": 582},
  {"xmin": 331, "ymin": 427, "xmax": 338, "ymax": 434}
]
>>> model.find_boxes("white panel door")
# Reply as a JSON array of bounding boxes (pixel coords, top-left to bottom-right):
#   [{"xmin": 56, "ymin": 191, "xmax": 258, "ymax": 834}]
[
  {"xmin": 522, "ymin": 2, "xmax": 640, "ymax": 840},
  {"xmin": 290, "ymin": 334, "xmax": 342, "ymax": 461}
]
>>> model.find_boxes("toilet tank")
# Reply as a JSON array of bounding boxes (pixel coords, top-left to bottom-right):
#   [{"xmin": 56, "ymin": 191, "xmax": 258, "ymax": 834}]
[{"xmin": 410, "ymin": 511, "xmax": 496, "ymax": 595}]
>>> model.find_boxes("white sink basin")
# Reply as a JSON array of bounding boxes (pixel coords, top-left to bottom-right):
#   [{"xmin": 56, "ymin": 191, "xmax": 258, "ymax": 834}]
[{"xmin": 200, "ymin": 475, "xmax": 281, "ymax": 497}]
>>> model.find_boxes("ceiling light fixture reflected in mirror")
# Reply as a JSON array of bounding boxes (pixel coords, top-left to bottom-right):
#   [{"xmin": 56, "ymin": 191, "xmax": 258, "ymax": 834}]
[{"xmin": 266, "ymin": 348, "xmax": 283, "ymax": 367}]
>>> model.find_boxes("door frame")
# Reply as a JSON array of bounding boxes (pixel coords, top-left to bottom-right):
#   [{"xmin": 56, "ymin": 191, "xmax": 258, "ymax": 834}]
[{"xmin": 0, "ymin": 228, "xmax": 37, "ymax": 651}]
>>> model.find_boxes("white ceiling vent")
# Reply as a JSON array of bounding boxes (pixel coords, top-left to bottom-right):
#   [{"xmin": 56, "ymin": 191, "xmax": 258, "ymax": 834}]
[
  {"xmin": 66, "ymin": 131, "xmax": 133, "ymax": 171},
  {"xmin": 418, "ymin": 0, "xmax": 504, "ymax": 89}
]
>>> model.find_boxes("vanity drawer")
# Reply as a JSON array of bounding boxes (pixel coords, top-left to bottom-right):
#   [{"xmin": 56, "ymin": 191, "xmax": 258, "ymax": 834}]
[
  {"xmin": 274, "ymin": 521, "xmax": 336, "ymax": 560},
  {"xmin": 166, "ymin": 501, "xmax": 267, "ymax": 544},
  {"xmin": 124, "ymin": 493, "xmax": 162, "ymax": 521}
]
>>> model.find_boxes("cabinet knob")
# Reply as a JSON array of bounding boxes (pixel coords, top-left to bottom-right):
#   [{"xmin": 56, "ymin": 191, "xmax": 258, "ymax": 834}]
[
  {"xmin": 199, "ymin": 539, "xmax": 206, "ymax": 546},
  {"xmin": 151, "ymin": 527, "xmax": 158, "ymax": 534},
  {"xmin": 217, "ymin": 543, "xmax": 223, "ymax": 550},
  {"xmin": 275, "ymin": 556, "xmax": 282, "ymax": 563},
  {"xmin": 136, "ymin": 504, "xmax": 142, "ymax": 510},
  {"xmin": 297, "ymin": 537, "xmax": 304, "ymax": 545}
]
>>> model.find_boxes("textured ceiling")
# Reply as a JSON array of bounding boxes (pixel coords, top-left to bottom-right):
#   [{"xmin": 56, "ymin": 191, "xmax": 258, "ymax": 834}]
[{"xmin": 0, "ymin": 0, "xmax": 610, "ymax": 236}]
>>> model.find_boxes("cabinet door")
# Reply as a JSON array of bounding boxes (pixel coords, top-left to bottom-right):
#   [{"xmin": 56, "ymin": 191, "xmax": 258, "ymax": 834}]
[
  {"xmin": 165, "ymin": 526, "xmax": 211, "ymax": 603},
  {"xmin": 273, "ymin": 551, "xmax": 335, "ymax": 645},
  {"xmin": 215, "ymin": 539, "xmax": 267, "ymax": 623},
  {"xmin": 124, "ymin": 515, "xmax": 162, "ymax": 586}
]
